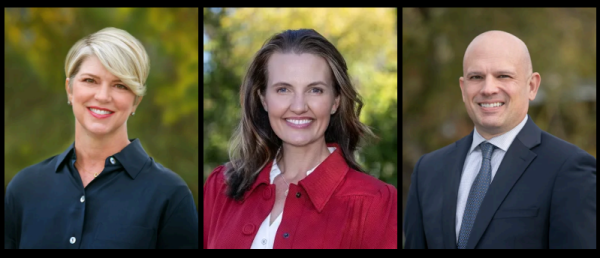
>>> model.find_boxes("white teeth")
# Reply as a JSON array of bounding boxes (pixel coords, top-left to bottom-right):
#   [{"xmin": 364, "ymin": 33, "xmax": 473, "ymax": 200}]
[
  {"xmin": 286, "ymin": 119, "xmax": 312, "ymax": 125},
  {"xmin": 480, "ymin": 102, "xmax": 504, "ymax": 108},
  {"xmin": 89, "ymin": 108, "xmax": 113, "ymax": 115}
]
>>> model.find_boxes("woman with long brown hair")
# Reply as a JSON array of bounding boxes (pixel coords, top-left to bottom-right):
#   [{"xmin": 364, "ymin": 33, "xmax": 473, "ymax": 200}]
[{"xmin": 203, "ymin": 29, "xmax": 397, "ymax": 249}]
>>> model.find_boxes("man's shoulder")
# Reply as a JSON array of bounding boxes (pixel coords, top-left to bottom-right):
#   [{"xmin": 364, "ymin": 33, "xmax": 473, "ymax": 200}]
[
  {"xmin": 537, "ymin": 130, "xmax": 595, "ymax": 160},
  {"xmin": 420, "ymin": 135, "xmax": 468, "ymax": 162},
  {"xmin": 410, "ymin": 134, "xmax": 473, "ymax": 181},
  {"xmin": 539, "ymin": 130, "xmax": 583, "ymax": 150}
]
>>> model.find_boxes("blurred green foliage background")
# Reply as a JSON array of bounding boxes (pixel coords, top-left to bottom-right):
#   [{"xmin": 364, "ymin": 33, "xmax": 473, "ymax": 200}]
[
  {"xmin": 203, "ymin": 8, "xmax": 398, "ymax": 189},
  {"xmin": 4, "ymin": 8, "xmax": 199, "ymax": 211},
  {"xmin": 402, "ymin": 8, "xmax": 596, "ymax": 246}
]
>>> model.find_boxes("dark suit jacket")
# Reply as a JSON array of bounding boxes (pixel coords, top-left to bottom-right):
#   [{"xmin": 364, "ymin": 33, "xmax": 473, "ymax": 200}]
[{"xmin": 403, "ymin": 115, "xmax": 596, "ymax": 249}]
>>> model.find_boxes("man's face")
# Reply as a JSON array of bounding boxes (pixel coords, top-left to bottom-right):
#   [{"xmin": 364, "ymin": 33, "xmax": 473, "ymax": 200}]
[{"xmin": 459, "ymin": 32, "xmax": 540, "ymax": 139}]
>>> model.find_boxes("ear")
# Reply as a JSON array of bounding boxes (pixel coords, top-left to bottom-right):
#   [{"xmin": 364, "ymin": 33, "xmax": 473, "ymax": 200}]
[
  {"xmin": 333, "ymin": 94, "xmax": 340, "ymax": 113},
  {"xmin": 258, "ymin": 89, "xmax": 267, "ymax": 111},
  {"xmin": 66, "ymin": 78, "xmax": 72, "ymax": 102},
  {"xmin": 459, "ymin": 76, "xmax": 466, "ymax": 103},
  {"xmin": 133, "ymin": 96, "xmax": 143, "ymax": 112},
  {"xmin": 527, "ymin": 72, "xmax": 541, "ymax": 101}
]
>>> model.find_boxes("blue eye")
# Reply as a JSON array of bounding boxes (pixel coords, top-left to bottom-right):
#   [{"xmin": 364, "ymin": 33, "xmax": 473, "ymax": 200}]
[
  {"xmin": 84, "ymin": 78, "xmax": 95, "ymax": 83},
  {"xmin": 310, "ymin": 88, "xmax": 323, "ymax": 93},
  {"xmin": 276, "ymin": 88, "xmax": 288, "ymax": 93}
]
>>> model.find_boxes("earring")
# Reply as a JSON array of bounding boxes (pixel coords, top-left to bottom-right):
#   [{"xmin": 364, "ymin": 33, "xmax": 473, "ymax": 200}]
[
  {"xmin": 331, "ymin": 109, "xmax": 336, "ymax": 114},
  {"xmin": 131, "ymin": 112, "xmax": 135, "ymax": 116},
  {"xmin": 67, "ymin": 100, "xmax": 71, "ymax": 105}
]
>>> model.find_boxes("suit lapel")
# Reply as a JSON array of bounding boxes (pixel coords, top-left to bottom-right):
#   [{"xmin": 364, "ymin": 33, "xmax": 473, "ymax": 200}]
[
  {"xmin": 465, "ymin": 116, "xmax": 542, "ymax": 249},
  {"xmin": 442, "ymin": 132, "xmax": 473, "ymax": 249}
]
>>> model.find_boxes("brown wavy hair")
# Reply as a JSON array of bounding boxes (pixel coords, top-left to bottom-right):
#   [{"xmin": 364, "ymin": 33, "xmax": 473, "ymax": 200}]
[{"xmin": 224, "ymin": 29, "xmax": 375, "ymax": 201}]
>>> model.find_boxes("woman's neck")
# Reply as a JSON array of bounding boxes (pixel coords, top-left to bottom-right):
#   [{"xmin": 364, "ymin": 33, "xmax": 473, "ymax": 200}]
[
  {"xmin": 278, "ymin": 140, "xmax": 331, "ymax": 183},
  {"xmin": 74, "ymin": 122, "xmax": 131, "ymax": 168}
]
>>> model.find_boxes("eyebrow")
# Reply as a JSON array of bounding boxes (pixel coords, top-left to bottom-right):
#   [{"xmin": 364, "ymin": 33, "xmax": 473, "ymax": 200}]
[
  {"xmin": 270, "ymin": 81, "xmax": 329, "ymax": 88},
  {"xmin": 80, "ymin": 73, "xmax": 123, "ymax": 83},
  {"xmin": 466, "ymin": 70, "xmax": 516, "ymax": 77}
]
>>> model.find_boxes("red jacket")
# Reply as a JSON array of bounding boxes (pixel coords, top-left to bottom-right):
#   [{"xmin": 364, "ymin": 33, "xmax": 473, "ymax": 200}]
[{"xmin": 203, "ymin": 144, "xmax": 397, "ymax": 249}]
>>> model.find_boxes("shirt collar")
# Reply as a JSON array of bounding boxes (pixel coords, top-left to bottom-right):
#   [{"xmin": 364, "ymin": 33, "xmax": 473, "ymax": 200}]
[
  {"xmin": 470, "ymin": 114, "xmax": 529, "ymax": 153},
  {"xmin": 54, "ymin": 138, "xmax": 150, "ymax": 179},
  {"xmin": 243, "ymin": 143, "xmax": 349, "ymax": 212},
  {"xmin": 269, "ymin": 146, "xmax": 336, "ymax": 184}
]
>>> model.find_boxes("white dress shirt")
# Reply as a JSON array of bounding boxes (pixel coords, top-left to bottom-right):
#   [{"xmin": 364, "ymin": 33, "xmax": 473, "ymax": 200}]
[
  {"xmin": 455, "ymin": 115, "xmax": 529, "ymax": 242},
  {"xmin": 250, "ymin": 147, "xmax": 336, "ymax": 249}
]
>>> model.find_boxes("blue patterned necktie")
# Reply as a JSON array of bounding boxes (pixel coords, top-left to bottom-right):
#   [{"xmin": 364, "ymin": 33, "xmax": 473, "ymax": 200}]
[{"xmin": 457, "ymin": 141, "xmax": 496, "ymax": 249}]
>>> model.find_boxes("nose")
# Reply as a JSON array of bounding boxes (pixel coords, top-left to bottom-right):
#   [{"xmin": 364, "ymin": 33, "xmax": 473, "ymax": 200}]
[
  {"xmin": 289, "ymin": 93, "xmax": 308, "ymax": 114},
  {"xmin": 94, "ymin": 84, "xmax": 112, "ymax": 102},
  {"xmin": 481, "ymin": 76, "xmax": 500, "ymax": 96}
]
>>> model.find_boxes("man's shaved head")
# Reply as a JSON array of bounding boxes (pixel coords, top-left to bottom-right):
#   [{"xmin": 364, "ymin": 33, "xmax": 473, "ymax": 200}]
[
  {"xmin": 463, "ymin": 30, "xmax": 532, "ymax": 77},
  {"xmin": 459, "ymin": 30, "xmax": 541, "ymax": 140}
]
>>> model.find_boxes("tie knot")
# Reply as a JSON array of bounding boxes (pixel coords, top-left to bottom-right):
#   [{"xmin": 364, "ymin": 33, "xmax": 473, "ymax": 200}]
[{"xmin": 480, "ymin": 142, "xmax": 495, "ymax": 159}]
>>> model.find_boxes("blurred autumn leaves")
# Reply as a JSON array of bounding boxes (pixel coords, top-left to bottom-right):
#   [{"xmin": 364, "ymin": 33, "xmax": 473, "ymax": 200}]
[
  {"xmin": 5, "ymin": 8, "xmax": 199, "ymax": 210},
  {"xmin": 203, "ymin": 8, "xmax": 398, "ymax": 187}
]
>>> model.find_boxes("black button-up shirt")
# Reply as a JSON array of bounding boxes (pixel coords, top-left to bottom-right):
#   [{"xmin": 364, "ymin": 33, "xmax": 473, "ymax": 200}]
[{"xmin": 4, "ymin": 139, "xmax": 198, "ymax": 249}]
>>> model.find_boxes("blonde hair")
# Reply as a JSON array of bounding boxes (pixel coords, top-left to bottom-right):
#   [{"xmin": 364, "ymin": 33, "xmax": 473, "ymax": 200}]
[{"xmin": 65, "ymin": 27, "xmax": 150, "ymax": 102}]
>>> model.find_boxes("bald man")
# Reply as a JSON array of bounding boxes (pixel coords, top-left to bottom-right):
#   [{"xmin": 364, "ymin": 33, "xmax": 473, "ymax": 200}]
[{"xmin": 404, "ymin": 30, "xmax": 596, "ymax": 249}]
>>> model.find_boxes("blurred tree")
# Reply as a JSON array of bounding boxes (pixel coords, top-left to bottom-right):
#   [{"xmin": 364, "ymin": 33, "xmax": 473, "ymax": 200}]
[
  {"xmin": 203, "ymin": 8, "xmax": 398, "ymax": 188},
  {"xmin": 5, "ymin": 8, "xmax": 199, "ymax": 211},
  {"xmin": 402, "ymin": 7, "xmax": 596, "ymax": 243}
]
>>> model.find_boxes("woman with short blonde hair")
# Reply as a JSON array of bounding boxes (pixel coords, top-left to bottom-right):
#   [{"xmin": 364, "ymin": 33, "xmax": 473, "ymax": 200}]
[{"xmin": 5, "ymin": 27, "xmax": 198, "ymax": 249}]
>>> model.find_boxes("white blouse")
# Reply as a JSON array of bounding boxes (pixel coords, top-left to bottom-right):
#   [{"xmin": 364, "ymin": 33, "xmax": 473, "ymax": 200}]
[{"xmin": 250, "ymin": 147, "xmax": 336, "ymax": 249}]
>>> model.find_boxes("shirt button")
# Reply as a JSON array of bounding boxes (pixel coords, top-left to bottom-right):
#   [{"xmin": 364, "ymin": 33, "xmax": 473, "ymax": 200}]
[
  {"xmin": 283, "ymin": 233, "xmax": 289, "ymax": 238},
  {"xmin": 80, "ymin": 195, "xmax": 85, "ymax": 203},
  {"xmin": 70, "ymin": 237, "xmax": 76, "ymax": 244},
  {"xmin": 263, "ymin": 187, "xmax": 272, "ymax": 200},
  {"xmin": 242, "ymin": 224, "xmax": 256, "ymax": 235},
  {"xmin": 109, "ymin": 157, "xmax": 116, "ymax": 165},
  {"xmin": 296, "ymin": 192, "xmax": 301, "ymax": 198},
  {"xmin": 262, "ymin": 239, "xmax": 267, "ymax": 245}
]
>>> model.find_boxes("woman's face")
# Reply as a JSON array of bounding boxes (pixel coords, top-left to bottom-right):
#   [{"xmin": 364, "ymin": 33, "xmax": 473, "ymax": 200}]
[
  {"xmin": 260, "ymin": 52, "xmax": 340, "ymax": 147},
  {"xmin": 66, "ymin": 55, "xmax": 141, "ymax": 137}
]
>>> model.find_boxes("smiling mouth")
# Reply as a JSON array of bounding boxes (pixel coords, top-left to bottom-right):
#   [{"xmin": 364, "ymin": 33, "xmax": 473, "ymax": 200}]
[
  {"xmin": 478, "ymin": 102, "xmax": 505, "ymax": 108},
  {"xmin": 285, "ymin": 118, "xmax": 314, "ymax": 128},
  {"xmin": 88, "ymin": 107, "xmax": 114, "ymax": 115},
  {"xmin": 286, "ymin": 118, "xmax": 313, "ymax": 125}
]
